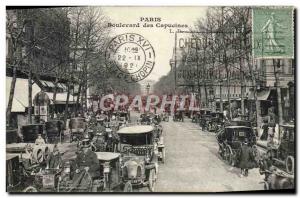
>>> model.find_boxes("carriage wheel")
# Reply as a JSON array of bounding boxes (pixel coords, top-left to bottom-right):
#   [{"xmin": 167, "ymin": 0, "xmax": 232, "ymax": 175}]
[
  {"xmin": 161, "ymin": 148, "xmax": 166, "ymax": 164},
  {"xmin": 69, "ymin": 134, "xmax": 73, "ymax": 143},
  {"xmin": 23, "ymin": 186, "xmax": 38, "ymax": 192},
  {"xmin": 225, "ymin": 146, "xmax": 234, "ymax": 166},
  {"xmin": 218, "ymin": 145, "xmax": 225, "ymax": 159},
  {"xmin": 263, "ymin": 181, "xmax": 270, "ymax": 190},
  {"xmin": 123, "ymin": 181, "xmax": 133, "ymax": 192},
  {"xmin": 148, "ymin": 169, "xmax": 156, "ymax": 192},
  {"xmin": 285, "ymin": 156, "xmax": 294, "ymax": 174}
]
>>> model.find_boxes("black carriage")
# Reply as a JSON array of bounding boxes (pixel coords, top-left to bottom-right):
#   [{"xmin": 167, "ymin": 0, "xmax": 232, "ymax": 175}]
[{"xmin": 216, "ymin": 125, "xmax": 257, "ymax": 166}]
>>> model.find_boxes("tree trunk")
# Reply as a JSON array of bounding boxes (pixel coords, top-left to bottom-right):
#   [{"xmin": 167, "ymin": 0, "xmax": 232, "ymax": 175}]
[
  {"xmin": 64, "ymin": 81, "xmax": 71, "ymax": 123},
  {"xmin": 6, "ymin": 66, "xmax": 17, "ymax": 126},
  {"xmin": 28, "ymin": 70, "xmax": 32, "ymax": 124},
  {"xmin": 52, "ymin": 78, "xmax": 59, "ymax": 118},
  {"xmin": 75, "ymin": 82, "xmax": 82, "ymax": 116}
]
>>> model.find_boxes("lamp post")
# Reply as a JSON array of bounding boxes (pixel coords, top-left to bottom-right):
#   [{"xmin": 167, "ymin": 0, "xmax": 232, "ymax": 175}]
[{"xmin": 146, "ymin": 83, "xmax": 150, "ymax": 95}]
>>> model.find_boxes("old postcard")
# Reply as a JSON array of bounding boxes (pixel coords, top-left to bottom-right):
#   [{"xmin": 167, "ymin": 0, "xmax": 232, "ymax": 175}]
[{"xmin": 6, "ymin": 6, "xmax": 295, "ymax": 193}]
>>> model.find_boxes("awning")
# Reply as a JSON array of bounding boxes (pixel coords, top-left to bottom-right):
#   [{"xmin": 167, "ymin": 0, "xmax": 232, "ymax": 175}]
[
  {"xmin": 6, "ymin": 77, "xmax": 41, "ymax": 112},
  {"xmin": 245, "ymin": 89, "xmax": 271, "ymax": 101},
  {"xmin": 257, "ymin": 89, "xmax": 271, "ymax": 101},
  {"xmin": 45, "ymin": 92, "xmax": 77, "ymax": 104},
  {"xmin": 40, "ymin": 80, "xmax": 55, "ymax": 88}
]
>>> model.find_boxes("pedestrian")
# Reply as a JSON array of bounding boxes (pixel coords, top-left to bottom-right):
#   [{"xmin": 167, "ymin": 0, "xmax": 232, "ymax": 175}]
[
  {"xmin": 238, "ymin": 138, "xmax": 255, "ymax": 177},
  {"xmin": 35, "ymin": 134, "xmax": 46, "ymax": 145}
]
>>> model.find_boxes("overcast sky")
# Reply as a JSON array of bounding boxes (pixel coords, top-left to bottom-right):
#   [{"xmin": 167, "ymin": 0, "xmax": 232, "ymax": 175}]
[{"xmin": 102, "ymin": 7, "xmax": 207, "ymax": 83}]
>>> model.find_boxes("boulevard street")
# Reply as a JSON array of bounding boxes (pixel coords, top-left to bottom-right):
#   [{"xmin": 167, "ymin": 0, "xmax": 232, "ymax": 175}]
[{"xmin": 156, "ymin": 118, "xmax": 263, "ymax": 192}]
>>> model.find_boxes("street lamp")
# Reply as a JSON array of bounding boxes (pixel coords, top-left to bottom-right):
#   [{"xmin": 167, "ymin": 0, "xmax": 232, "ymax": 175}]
[{"xmin": 146, "ymin": 83, "xmax": 150, "ymax": 95}]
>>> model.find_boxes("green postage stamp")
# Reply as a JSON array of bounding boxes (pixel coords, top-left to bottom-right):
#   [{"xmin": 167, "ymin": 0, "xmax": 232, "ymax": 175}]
[{"xmin": 252, "ymin": 7, "xmax": 294, "ymax": 59}]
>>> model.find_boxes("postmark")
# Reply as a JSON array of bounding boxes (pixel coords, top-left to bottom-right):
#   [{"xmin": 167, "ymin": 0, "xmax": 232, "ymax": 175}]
[
  {"xmin": 105, "ymin": 33, "xmax": 155, "ymax": 83},
  {"xmin": 252, "ymin": 7, "xmax": 294, "ymax": 59}
]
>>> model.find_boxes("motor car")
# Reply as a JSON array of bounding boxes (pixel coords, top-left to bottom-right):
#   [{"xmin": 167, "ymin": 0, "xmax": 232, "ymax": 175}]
[
  {"xmin": 69, "ymin": 117, "xmax": 87, "ymax": 143},
  {"xmin": 267, "ymin": 124, "xmax": 295, "ymax": 174},
  {"xmin": 191, "ymin": 111, "xmax": 200, "ymax": 123},
  {"xmin": 258, "ymin": 156, "xmax": 294, "ymax": 190},
  {"xmin": 161, "ymin": 112, "xmax": 169, "ymax": 122},
  {"xmin": 45, "ymin": 120, "xmax": 64, "ymax": 143},
  {"xmin": 199, "ymin": 108, "xmax": 211, "ymax": 129},
  {"xmin": 208, "ymin": 112, "xmax": 224, "ymax": 132},
  {"xmin": 57, "ymin": 152, "xmax": 130, "ymax": 192},
  {"xmin": 117, "ymin": 125, "xmax": 158, "ymax": 192},
  {"xmin": 173, "ymin": 110, "xmax": 184, "ymax": 122}
]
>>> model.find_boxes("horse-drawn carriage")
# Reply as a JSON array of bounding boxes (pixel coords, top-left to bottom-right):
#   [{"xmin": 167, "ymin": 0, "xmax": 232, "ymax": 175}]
[{"xmin": 216, "ymin": 122, "xmax": 257, "ymax": 167}]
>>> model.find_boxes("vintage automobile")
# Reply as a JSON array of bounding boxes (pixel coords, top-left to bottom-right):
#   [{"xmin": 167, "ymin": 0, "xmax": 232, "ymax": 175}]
[
  {"xmin": 45, "ymin": 120, "xmax": 64, "ymax": 143},
  {"xmin": 191, "ymin": 111, "xmax": 200, "ymax": 123},
  {"xmin": 117, "ymin": 125, "xmax": 159, "ymax": 192},
  {"xmin": 216, "ymin": 125, "xmax": 257, "ymax": 166},
  {"xmin": 139, "ymin": 113, "xmax": 151, "ymax": 125},
  {"xmin": 119, "ymin": 111, "xmax": 130, "ymax": 121},
  {"xmin": 69, "ymin": 117, "xmax": 87, "ymax": 143},
  {"xmin": 22, "ymin": 168, "xmax": 62, "ymax": 192},
  {"xmin": 206, "ymin": 112, "xmax": 224, "ymax": 132},
  {"xmin": 258, "ymin": 155, "xmax": 294, "ymax": 190},
  {"xmin": 90, "ymin": 131, "xmax": 107, "ymax": 152},
  {"xmin": 57, "ymin": 152, "xmax": 130, "ymax": 192},
  {"xmin": 266, "ymin": 124, "xmax": 295, "ymax": 174},
  {"xmin": 173, "ymin": 110, "xmax": 184, "ymax": 122}
]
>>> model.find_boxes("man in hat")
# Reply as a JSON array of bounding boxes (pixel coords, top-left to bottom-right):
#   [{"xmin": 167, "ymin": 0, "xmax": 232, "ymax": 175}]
[
  {"xmin": 35, "ymin": 134, "xmax": 46, "ymax": 145},
  {"xmin": 70, "ymin": 135, "xmax": 99, "ymax": 191},
  {"xmin": 238, "ymin": 138, "xmax": 255, "ymax": 177}
]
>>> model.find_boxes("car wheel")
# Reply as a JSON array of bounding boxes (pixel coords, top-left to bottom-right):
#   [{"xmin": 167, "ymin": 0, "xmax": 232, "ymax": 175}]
[
  {"xmin": 285, "ymin": 156, "xmax": 294, "ymax": 174},
  {"xmin": 23, "ymin": 186, "xmax": 38, "ymax": 192},
  {"xmin": 148, "ymin": 169, "xmax": 156, "ymax": 192},
  {"xmin": 123, "ymin": 181, "xmax": 133, "ymax": 192}
]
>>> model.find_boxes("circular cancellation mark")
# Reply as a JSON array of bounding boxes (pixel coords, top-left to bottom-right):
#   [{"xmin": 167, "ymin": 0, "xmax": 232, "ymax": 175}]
[{"xmin": 105, "ymin": 33, "xmax": 155, "ymax": 83}]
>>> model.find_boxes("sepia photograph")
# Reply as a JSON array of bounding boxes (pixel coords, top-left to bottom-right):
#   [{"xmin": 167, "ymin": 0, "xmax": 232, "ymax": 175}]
[{"xmin": 5, "ymin": 5, "xmax": 295, "ymax": 193}]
